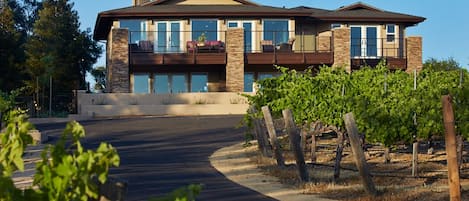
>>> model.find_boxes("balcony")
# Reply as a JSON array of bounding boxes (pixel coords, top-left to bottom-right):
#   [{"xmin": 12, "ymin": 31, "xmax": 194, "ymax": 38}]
[
  {"xmin": 350, "ymin": 37, "xmax": 407, "ymax": 70},
  {"xmin": 128, "ymin": 30, "xmax": 333, "ymax": 66}
]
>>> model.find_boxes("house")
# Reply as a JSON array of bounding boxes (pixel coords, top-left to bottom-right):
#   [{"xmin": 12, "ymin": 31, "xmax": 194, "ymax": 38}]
[{"xmin": 93, "ymin": 0, "xmax": 425, "ymax": 94}]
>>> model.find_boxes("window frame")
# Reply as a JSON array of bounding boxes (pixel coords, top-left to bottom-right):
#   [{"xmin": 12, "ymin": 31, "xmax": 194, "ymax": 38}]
[{"xmin": 386, "ymin": 24, "xmax": 396, "ymax": 43}]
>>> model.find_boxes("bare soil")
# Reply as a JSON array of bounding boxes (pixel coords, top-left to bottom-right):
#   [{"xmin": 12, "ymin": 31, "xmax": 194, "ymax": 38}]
[{"xmin": 248, "ymin": 133, "xmax": 469, "ymax": 201}]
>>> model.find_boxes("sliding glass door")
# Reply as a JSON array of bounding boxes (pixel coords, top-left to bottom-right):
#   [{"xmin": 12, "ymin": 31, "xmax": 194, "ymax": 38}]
[{"xmin": 228, "ymin": 21, "xmax": 254, "ymax": 52}]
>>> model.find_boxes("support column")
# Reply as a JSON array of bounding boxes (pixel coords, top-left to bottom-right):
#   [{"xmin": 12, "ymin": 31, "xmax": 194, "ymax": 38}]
[
  {"xmin": 406, "ymin": 36, "xmax": 423, "ymax": 73},
  {"xmin": 332, "ymin": 27, "xmax": 351, "ymax": 73},
  {"xmin": 225, "ymin": 28, "xmax": 244, "ymax": 92},
  {"xmin": 107, "ymin": 28, "xmax": 130, "ymax": 93}
]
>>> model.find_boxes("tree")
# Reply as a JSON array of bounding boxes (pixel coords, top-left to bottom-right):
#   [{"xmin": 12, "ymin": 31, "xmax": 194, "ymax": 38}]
[
  {"xmin": 424, "ymin": 57, "xmax": 462, "ymax": 71},
  {"xmin": 0, "ymin": 0, "xmax": 28, "ymax": 92},
  {"xmin": 26, "ymin": 0, "xmax": 101, "ymax": 92},
  {"xmin": 25, "ymin": 0, "xmax": 101, "ymax": 113},
  {"xmin": 91, "ymin": 66, "xmax": 106, "ymax": 91}
]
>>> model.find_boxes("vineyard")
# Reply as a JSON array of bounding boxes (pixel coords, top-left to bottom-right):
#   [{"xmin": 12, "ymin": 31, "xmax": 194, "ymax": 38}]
[{"xmin": 244, "ymin": 63, "xmax": 469, "ymax": 200}]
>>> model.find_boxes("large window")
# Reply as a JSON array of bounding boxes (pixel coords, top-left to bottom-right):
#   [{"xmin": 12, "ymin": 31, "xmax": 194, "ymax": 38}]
[
  {"xmin": 244, "ymin": 73, "xmax": 254, "ymax": 92},
  {"xmin": 191, "ymin": 73, "xmax": 208, "ymax": 92},
  {"xmin": 263, "ymin": 20, "xmax": 289, "ymax": 45},
  {"xmin": 153, "ymin": 74, "xmax": 188, "ymax": 94},
  {"xmin": 192, "ymin": 19, "xmax": 218, "ymax": 41},
  {"xmin": 133, "ymin": 74, "xmax": 149, "ymax": 94},
  {"xmin": 120, "ymin": 20, "xmax": 147, "ymax": 44}
]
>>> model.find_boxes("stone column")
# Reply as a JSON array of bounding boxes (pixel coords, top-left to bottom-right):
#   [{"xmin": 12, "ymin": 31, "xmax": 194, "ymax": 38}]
[
  {"xmin": 332, "ymin": 27, "xmax": 351, "ymax": 72},
  {"xmin": 406, "ymin": 36, "xmax": 423, "ymax": 73},
  {"xmin": 225, "ymin": 28, "xmax": 244, "ymax": 92},
  {"xmin": 108, "ymin": 28, "xmax": 130, "ymax": 93}
]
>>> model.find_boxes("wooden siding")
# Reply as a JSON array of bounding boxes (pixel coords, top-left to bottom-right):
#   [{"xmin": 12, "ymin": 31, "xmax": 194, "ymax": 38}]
[
  {"xmin": 130, "ymin": 53, "xmax": 227, "ymax": 66},
  {"xmin": 245, "ymin": 52, "xmax": 333, "ymax": 65}
]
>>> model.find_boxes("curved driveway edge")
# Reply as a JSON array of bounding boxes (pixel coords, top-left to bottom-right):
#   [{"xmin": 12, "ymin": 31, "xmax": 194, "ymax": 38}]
[{"xmin": 210, "ymin": 143, "xmax": 335, "ymax": 201}]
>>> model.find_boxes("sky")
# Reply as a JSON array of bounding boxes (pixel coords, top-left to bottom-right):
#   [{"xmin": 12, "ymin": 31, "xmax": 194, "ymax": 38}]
[{"xmin": 71, "ymin": 0, "xmax": 469, "ymax": 70}]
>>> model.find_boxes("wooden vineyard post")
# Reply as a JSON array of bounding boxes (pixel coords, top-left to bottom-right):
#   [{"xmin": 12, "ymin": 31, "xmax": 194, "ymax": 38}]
[
  {"xmin": 249, "ymin": 106, "xmax": 271, "ymax": 157},
  {"xmin": 333, "ymin": 131, "xmax": 345, "ymax": 182},
  {"xmin": 283, "ymin": 109, "xmax": 309, "ymax": 182},
  {"xmin": 262, "ymin": 106, "xmax": 285, "ymax": 167},
  {"xmin": 442, "ymin": 95, "xmax": 461, "ymax": 201},
  {"xmin": 412, "ymin": 142, "xmax": 419, "ymax": 177},
  {"xmin": 344, "ymin": 113, "xmax": 377, "ymax": 196},
  {"xmin": 311, "ymin": 131, "xmax": 317, "ymax": 163}
]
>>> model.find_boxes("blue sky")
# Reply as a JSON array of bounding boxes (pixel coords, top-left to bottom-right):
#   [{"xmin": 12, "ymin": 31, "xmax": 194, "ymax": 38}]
[{"xmin": 72, "ymin": 0, "xmax": 469, "ymax": 69}]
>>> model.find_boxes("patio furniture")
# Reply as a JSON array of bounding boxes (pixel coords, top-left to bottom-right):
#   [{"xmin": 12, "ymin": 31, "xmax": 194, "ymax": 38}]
[{"xmin": 261, "ymin": 40, "xmax": 274, "ymax": 52}]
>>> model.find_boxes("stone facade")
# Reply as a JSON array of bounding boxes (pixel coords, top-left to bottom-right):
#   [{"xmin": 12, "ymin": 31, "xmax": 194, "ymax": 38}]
[
  {"xmin": 332, "ymin": 28, "xmax": 351, "ymax": 72},
  {"xmin": 225, "ymin": 28, "xmax": 244, "ymax": 92},
  {"xmin": 406, "ymin": 36, "xmax": 423, "ymax": 73},
  {"xmin": 108, "ymin": 28, "xmax": 130, "ymax": 93},
  {"xmin": 317, "ymin": 36, "xmax": 332, "ymax": 52}
]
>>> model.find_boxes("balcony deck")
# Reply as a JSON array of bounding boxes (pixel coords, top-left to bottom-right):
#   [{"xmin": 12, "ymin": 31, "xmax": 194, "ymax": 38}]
[
  {"xmin": 130, "ymin": 52, "xmax": 227, "ymax": 66},
  {"xmin": 245, "ymin": 52, "xmax": 333, "ymax": 65}
]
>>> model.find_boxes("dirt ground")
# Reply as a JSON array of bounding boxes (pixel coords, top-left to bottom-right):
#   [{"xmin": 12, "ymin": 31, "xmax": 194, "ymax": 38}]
[{"xmin": 247, "ymin": 133, "xmax": 469, "ymax": 201}]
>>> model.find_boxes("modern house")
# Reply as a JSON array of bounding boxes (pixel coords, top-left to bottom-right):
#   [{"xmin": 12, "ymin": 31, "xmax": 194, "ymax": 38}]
[{"xmin": 93, "ymin": 0, "xmax": 425, "ymax": 94}]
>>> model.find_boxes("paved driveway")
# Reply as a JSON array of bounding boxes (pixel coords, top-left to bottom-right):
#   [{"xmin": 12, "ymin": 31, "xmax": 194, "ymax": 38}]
[{"xmin": 37, "ymin": 115, "xmax": 277, "ymax": 201}]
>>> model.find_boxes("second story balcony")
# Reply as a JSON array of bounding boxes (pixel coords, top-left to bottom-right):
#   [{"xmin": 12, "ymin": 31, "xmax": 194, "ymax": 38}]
[{"xmin": 128, "ymin": 30, "xmax": 334, "ymax": 66}]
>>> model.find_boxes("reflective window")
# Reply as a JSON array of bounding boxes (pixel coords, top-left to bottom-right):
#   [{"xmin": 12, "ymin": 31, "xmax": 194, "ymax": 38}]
[
  {"xmin": 120, "ymin": 20, "xmax": 147, "ymax": 44},
  {"xmin": 171, "ymin": 74, "xmax": 188, "ymax": 93},
  {"xmin": 192, "ymin": 19, "xmax": 218, "ymax": 41},
  {"xmin": 244, "ymin": 73, "xmax": 254, "ymax": 92},
  {"xmin": 386, "ymin": 24, "xmax": 396, "ymax": 42},
  {"xmin": 228, "ymin": 22, "xmax": 238, "ymax": 28},
  {"xmin": 154, "ymin": 74, "xmax": 169, "ymax": 94},
  {"xmin": 191, "ymin": 74, "xmax": 208, "ymax": 92},
  {"xmin": 263, "ymin": 20, "xmax": 289, "ymax": 44},
  {"xmin": 133, "ymin": 74, "xmax": 149, "ymax": 94},
  {"xmin": 258, "ymin": 73, "xmax": 277, "ymax": 80}
]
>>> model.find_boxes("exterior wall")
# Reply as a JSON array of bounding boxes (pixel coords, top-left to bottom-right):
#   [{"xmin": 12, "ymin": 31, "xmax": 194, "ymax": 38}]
[
  {"xmin": 77, "ymin": 92, "xmax": 250, "ymax": 117},
  {"xmin": 332, "ymin": 27, "xmax": 351, "ymax": 72},
  {"xmin": 406, "ymin": 36, "xmax": 423, "ymax": 73},
  {"xmin": 317, "ymin": 23, "xmax": 332, "ymax": 52},
  {"xmin": 225, "ymin": 28, "xmax": 244, "ymax": 92},
  {"xmin": 108, "ymin": 28, "xmax": 130, "ymax": 92},
  {"xmin": 380, "ymin": 24, "xmax": 403, "ymax": 58}
]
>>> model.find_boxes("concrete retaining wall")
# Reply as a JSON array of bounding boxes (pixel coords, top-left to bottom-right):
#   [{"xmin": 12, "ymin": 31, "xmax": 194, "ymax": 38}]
[{"xmin": 77, "ymin": 92, "xmax": 251, "ymax": 117}]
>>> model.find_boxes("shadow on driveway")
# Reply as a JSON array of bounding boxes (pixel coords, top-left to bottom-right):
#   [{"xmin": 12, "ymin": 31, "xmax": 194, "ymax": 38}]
[{"xmin": 37, "ymin": 115, "xmax": 277, "ymax": 201}]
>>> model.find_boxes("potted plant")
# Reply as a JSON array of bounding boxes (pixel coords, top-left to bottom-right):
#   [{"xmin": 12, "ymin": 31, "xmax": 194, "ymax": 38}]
[
  {"xmin": 94, "ymin": 83, "xmax": 104, "ymax": 93},
  {"xmin": 197, "ymin": 33, "xmax": 206, "ymax": 46}
]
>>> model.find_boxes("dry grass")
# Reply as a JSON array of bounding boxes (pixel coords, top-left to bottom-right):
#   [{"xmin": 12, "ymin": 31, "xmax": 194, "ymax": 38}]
[{"xmin": 247, "ymin": 135, "xmax": 469, "ymax": 201}]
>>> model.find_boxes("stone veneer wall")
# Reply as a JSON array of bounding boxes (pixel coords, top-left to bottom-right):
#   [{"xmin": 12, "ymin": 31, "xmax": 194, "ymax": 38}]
[
  {"xmin": 406, "ymin": 36, "xmax": 423, "ymax": 73},
  {"xmin": 317, "ymin": 36, "xmax": 331, "ymax": 52},
  {"xmin": 332, "ymin": 28, "xmax": 351, "ymax": 72},
  {"xmin": 108, "ymin": 28, "xmax": 130, "ymax": 93},
  {"xmin": 225, "ymin": 28, "xmax": 244, "ymax": 92}
]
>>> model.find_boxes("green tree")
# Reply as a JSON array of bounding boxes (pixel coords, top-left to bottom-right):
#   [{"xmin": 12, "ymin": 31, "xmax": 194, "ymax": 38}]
[
  {"xmin": 424, "ymin": 57, "xmax": 461, "ymax": 71},
  {"xmin": 25, "ymin": 0, "xmax": 101, "ymax": 92},
  {"xmin": 91, "ymin": 66, "xmax": 106, "ymax": 90},
  {"xmin": 0, "ymin": 0, "xmax": 28, "ymax": 92}
]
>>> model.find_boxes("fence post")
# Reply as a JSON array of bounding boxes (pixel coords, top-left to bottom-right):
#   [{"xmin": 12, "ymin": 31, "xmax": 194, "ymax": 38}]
[
  {"xmin": 344, "ymin": 112, "xmax": 377, "ymax": 196},
  {"xmin": 283, "ymin": 109, "xmax": 309, "ymax": 182},
  {"xmin": 262, "ymin": 106, "xmax": 285, "ymax": 167},
  {"xmin": 442, "ymin": 95, "xmax": 461, "ymax": 201},
  {"xmin": 333, "ymin": 131, "xmax": 345, "ymax": 182},
  {"xmin": 249, "ymin": 106, "xmax": 271, "ymax": 157},
  {"xmin": 412, "ymin": 142, "xmax": 419, "ymax": 177}
]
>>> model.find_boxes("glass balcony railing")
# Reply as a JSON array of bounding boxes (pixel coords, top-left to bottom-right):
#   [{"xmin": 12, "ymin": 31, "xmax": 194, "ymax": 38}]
[{"xmin": 128, "ymin": 30, "xmax": 334, "ymax": 54}]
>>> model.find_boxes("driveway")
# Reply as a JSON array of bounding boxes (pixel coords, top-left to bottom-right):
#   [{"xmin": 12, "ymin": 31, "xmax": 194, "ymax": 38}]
[{"xmin": 36, "ymin": 115, "xmax": 277, "ymax": 201}]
